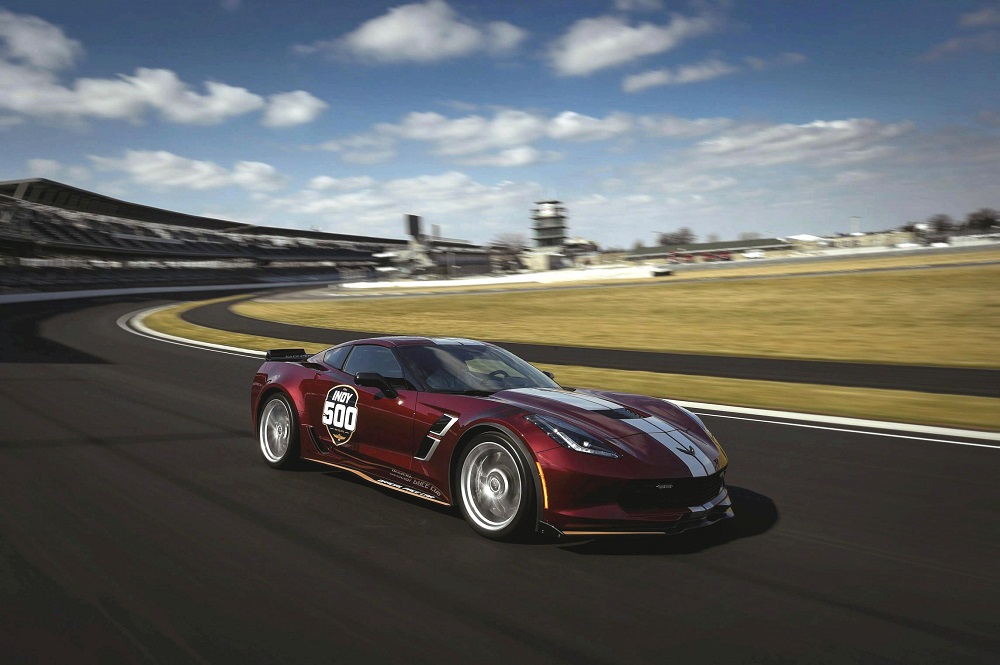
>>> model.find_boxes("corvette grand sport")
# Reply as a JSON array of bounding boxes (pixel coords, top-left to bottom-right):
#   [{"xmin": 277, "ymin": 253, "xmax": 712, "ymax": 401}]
[{"xmin": 251, "ymin": 337, "xmax": 733, "ymax": 540}]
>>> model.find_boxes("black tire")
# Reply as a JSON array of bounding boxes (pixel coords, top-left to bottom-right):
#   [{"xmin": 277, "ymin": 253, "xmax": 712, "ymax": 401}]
[
  {"xmin": 257, "ymin": 393, "xmax": 300, "ymax": 469},
  {"xmin": 457, "ymin": 432, "xmax": 535, "ymax": 541}
]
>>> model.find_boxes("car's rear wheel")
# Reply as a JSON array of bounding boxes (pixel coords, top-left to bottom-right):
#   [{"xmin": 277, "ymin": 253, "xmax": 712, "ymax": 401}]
[
  {"xmin": 458, "ymin": 432, "xmax": 534, "ymax": 540},
  {"xmin": 258, "ymin": 394, "xmax": 299, "ymax": 468}
]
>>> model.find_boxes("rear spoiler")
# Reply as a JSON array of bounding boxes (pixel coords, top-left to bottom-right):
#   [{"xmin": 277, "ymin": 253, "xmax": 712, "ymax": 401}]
[{"xmin": 266, "ymin": 348, "xmax": 310, "ymax": 362}]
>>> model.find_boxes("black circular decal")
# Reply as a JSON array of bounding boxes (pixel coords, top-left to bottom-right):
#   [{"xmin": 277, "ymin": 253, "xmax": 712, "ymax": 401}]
[{"xmin": 322, "ymin": 385, "xmax": 359, "ymax": 445}]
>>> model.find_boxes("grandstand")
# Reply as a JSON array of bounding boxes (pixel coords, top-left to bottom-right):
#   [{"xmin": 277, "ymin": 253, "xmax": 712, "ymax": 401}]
[{"xmin": 0, "ymin": 178, "xmax": 492, "ymax": 292}]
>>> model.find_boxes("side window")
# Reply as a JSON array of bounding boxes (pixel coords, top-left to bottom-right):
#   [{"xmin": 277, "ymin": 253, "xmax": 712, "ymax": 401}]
[
  {"xmin": 323, "ymin": 345, "xmax": 351, "ymax": 370},
  {"xmin": 342, "ymin": 345, "xmax": 404, "ymax": 380}
]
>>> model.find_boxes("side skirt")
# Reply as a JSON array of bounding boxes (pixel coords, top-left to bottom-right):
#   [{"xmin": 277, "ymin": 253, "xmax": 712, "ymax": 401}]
[
  {"xmin": 309, "ymin": 458, "xmax": 452, "ymax": 506},
  {"xmin": 304, "ymin": 427, "xmax": 451, "ymax": 507}
]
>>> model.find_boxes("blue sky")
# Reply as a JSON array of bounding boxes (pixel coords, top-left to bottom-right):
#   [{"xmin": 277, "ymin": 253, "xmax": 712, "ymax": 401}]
[{"xmin": 1, "ymin": 0, "xmax": 998, "ymax": 246}]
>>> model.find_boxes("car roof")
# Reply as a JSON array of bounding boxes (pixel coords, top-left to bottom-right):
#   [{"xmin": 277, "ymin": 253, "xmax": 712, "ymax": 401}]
[{"xmin": 350, "ymin": 336, "xmax": 488, "ymax": 348}]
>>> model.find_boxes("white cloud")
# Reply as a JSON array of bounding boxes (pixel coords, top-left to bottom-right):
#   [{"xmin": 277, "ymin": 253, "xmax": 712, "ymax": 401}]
[
  {"xmin": 262, "ymin": 90, "xmax": 328, "ymax": 127},
  {"xmin": 921, "ymin": 8, "xmax": 1000, "ymax": 60},
  {"xmin": 624, "ymin": 53, "xmax": 806, "ymax": 92},
  {"xmin": 833, "ymin": 170, "xmax": 876, "ymax": 185},
  {"xmin": 0, "ymin": 10, "xmax": 325, "ymax": 127},
  {"xmin": 744, "ymin": 52, "xmax": 807, "ymax": 70},
  {"xmin": 308, "ymin": 175, "xmax": 377, "ymax": 191},
  {"xmin": 27, "ymin": 158, "xmax": 63, "ymax": 178},
  {"xmin": 295, "ymin": 0, "xmax": 526, "ymax": 63},
  {"xmin": 267, "ymin": 171, "xmax": 544, "ymax": 238},
  {"xmin": 320, "ymin": 108, "xmax": 736, "ymax": 167},
  {"xmin": 614, "ymin": 0, "xmax": 664, "ymax": 12},
  {"xmin": 78, "ymin": 68, "xmax": 265, "ymax": 125},
  {"xmin": 320, "ymin": 133, "xmax": 397, "ymax": 164},
  {"xmin": 623, "ymin": 58, "xmax": 738, "ymax": 92},
  {"xmin": 549, "ymin": 13, "xmax": 716, "ymax": 76},
  {"xmin": 231, "ymin": 161, "xmax": 290, "ymax": 191},
  {"xmin": 90, "ymin": 150, "xmax": 289, "ymax": 191},
  {"xmin": 26, "ymin": 158, "xmax": 90, "ymax": 182},
  {"xmin": 379, "ymin": 110, "xmax": 548, "ymax": 156},
  {"xmin": 920, "ymin": 30, "xmax": 1000, "ymax": 60},
  {"xmin": 693, "ymin": 118, "xmax": 914, "ymax": 168},
  {"xmin": 639, "ymin": 115, "xmax": 732, "ymax": 138},
  {"xmin": 654, "ymin": 174, "xmax": 738, "ymax": 194},
  {"xmin": 0, "ymin": 8, "xmax": 82, "ymax": 70},
  {"xmin": 547, "ymin": 111, "xmax": 633, "ymax": 141},
  {"xmin": 457, "ymin": 146, "xmax": 560, "ymax": 167},
  {"xmin": 959, "ymin": 7, "xmax": 1000, "ymax": 28}
]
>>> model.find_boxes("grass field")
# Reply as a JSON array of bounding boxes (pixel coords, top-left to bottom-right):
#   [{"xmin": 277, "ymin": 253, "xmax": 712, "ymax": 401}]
[
  {"xmin": 141, "ymin": 255, "xmax": 1000, "ymax": 430},
  {"xmin": 236, "ymin": 263, "xmax": 1000, "ymax": 368},
  {"xmin": 140, "ymin": 299, "xmax": 999, "ymax": 430}
]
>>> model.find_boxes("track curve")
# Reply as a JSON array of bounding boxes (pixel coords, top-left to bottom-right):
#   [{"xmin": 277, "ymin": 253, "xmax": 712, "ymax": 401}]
[
  {"xmin": 1, "ymin": 296, "xmax": 998, "ymax": 663},
  {"xmin": 183, "ymin": 296, "xmax": 1000, "ymax": 397}
]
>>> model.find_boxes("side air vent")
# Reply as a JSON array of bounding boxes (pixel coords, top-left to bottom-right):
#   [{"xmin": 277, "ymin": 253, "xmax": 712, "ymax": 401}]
[{"xmin": 415, "ymin": 414, "xmax": 458, "ymax": 461}]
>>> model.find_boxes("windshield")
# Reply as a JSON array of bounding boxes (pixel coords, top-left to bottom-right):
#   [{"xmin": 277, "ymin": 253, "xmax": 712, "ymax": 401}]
[{"xmin": 397, "ymin": 343, "xmax": 560, "ymax": 394}]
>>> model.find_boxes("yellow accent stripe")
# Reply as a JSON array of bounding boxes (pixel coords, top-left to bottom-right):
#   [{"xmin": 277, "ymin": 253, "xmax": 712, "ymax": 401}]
[
  {"xmin": 310, "ymin": 458, "xmax": 451, "ymax": 506},
  {"xmin": 562, "ymin": 531, "xmax": 667, "ymax": 536},
  {"xmin": 535, "ymin": 462, "xmax": 549, "ymax": 510}
]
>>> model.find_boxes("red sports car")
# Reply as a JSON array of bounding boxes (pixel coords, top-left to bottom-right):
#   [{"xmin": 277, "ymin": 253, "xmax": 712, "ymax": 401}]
[{"xmin": 251, "ymin": 337, "xmax": 732, "ymax": 540}]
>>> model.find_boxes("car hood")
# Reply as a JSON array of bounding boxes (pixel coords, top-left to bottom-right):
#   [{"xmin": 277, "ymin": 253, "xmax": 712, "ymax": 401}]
[{"xmin": 493, "ymin": 387, "xmax": 724, "ymax": 475}]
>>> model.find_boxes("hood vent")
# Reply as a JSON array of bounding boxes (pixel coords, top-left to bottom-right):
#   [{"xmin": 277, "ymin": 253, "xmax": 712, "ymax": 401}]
[{"xmin": 591, "ymin": 407, "xmax": 642, "ymax": 420}]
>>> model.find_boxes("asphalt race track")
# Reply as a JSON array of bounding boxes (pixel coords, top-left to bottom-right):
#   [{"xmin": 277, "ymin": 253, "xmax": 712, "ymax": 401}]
[{"xmin": 1, "ymin": 296, "xmax": 998, "ymax": 663}]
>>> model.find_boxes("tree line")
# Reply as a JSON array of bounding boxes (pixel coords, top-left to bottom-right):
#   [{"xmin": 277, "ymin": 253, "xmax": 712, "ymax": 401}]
[{"xmin": 908, "ymin": 208, "xmax": 999, "ymax": 234}]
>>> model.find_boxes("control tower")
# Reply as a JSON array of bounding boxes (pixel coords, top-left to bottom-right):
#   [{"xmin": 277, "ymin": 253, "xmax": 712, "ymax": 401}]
[{"xmin": 531, "ymin": 200, "xmax": 568, "ymax": 248}]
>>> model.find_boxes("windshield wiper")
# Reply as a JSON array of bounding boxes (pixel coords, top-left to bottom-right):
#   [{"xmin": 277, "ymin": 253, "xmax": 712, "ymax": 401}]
[{"xmin": 435, "ymin": 389, "xmax": 495, "ymax": 396}]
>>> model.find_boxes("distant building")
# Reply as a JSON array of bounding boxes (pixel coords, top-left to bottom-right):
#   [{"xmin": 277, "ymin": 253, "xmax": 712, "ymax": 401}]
[
  {"xmin": 625, "ymin": 237, "xmax": 792, "ymax": 262},
  {"xmin": 398, "ymin": 214, "xmax": 492, "ymax": 276},
  {"xmin": 531, "ymin": 200, "xmax": 568, "ymax": 248}
]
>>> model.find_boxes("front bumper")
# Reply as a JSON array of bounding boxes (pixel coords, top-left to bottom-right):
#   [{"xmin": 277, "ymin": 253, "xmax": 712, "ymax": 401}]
[{"xmin": 535, "ymin": 448, "xmax": 734, "ymax": 536}]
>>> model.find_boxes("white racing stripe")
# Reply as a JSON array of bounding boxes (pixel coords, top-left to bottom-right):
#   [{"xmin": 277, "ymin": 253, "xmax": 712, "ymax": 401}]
[
  {"xmin": 507, "ymin": 387, "xmax": 624, "ymax": 411},
  {"xmin": 625, "ymin": 416, "xmax": 715, "ymax": 476},
  {"xmin": 648, "ymin": 432, "xmax": 709, "ymax": 476},
  {"xmin": 621, "ymin": 417, "xmax": 667, "ymax": 434},
  {"xmin": 669, "ymin": 429, "xmax": 718, "ymax": 475}
]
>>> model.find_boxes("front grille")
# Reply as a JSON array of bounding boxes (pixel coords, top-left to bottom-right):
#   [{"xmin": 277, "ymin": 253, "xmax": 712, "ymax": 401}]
[{"xmin": 618, "ymin": 471, "xmax": 725, "ymax": 512}]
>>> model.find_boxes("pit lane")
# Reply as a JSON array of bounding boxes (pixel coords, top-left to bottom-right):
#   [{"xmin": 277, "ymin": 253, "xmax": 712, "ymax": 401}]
[{"xmin": 1, "ymin": 296, "xmax": 997, "ymax": 663}]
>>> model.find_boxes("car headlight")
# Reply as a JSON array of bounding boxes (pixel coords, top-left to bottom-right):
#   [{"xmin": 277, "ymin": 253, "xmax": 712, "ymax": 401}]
[{"xmin": 526, "ymin": 414, "xmax": 620, "ymax": 459}]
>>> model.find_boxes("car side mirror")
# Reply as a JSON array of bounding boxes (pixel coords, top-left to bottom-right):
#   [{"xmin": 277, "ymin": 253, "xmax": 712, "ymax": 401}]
[
  {"xmin": 355, "ymin": 372, "xmax": 398, "ymax": 399},
  {"xmin": 542, "ymin": 370, "xmax": 555, "ymax": 380}
]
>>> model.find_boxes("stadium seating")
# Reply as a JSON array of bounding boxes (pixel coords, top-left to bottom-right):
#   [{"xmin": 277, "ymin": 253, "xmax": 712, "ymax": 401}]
[{"xmin": 0, "ymin": 194, "xmax": 383, "ymax": 293}]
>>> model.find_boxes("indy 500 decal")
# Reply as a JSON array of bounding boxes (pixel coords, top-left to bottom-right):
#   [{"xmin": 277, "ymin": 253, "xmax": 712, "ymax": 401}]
[{"xmin": 322, "ymin": 385, "xmax": 359, "ymax": 445}]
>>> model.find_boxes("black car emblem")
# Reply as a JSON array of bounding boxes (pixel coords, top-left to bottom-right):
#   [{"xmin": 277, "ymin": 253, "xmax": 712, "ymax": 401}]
[{"xmin": 677, "ymin": 444, "xmax": 698, "ymax": 457}]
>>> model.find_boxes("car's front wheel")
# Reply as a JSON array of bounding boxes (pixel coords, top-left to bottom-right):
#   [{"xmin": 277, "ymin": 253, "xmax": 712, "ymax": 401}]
[
  {"xmin": 457, "ymin": 432, "xmax": 535, "ymax": 540},
  {"xmin": 258, "ymin": 393, "xmax": 299, "ymax": 469}
]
